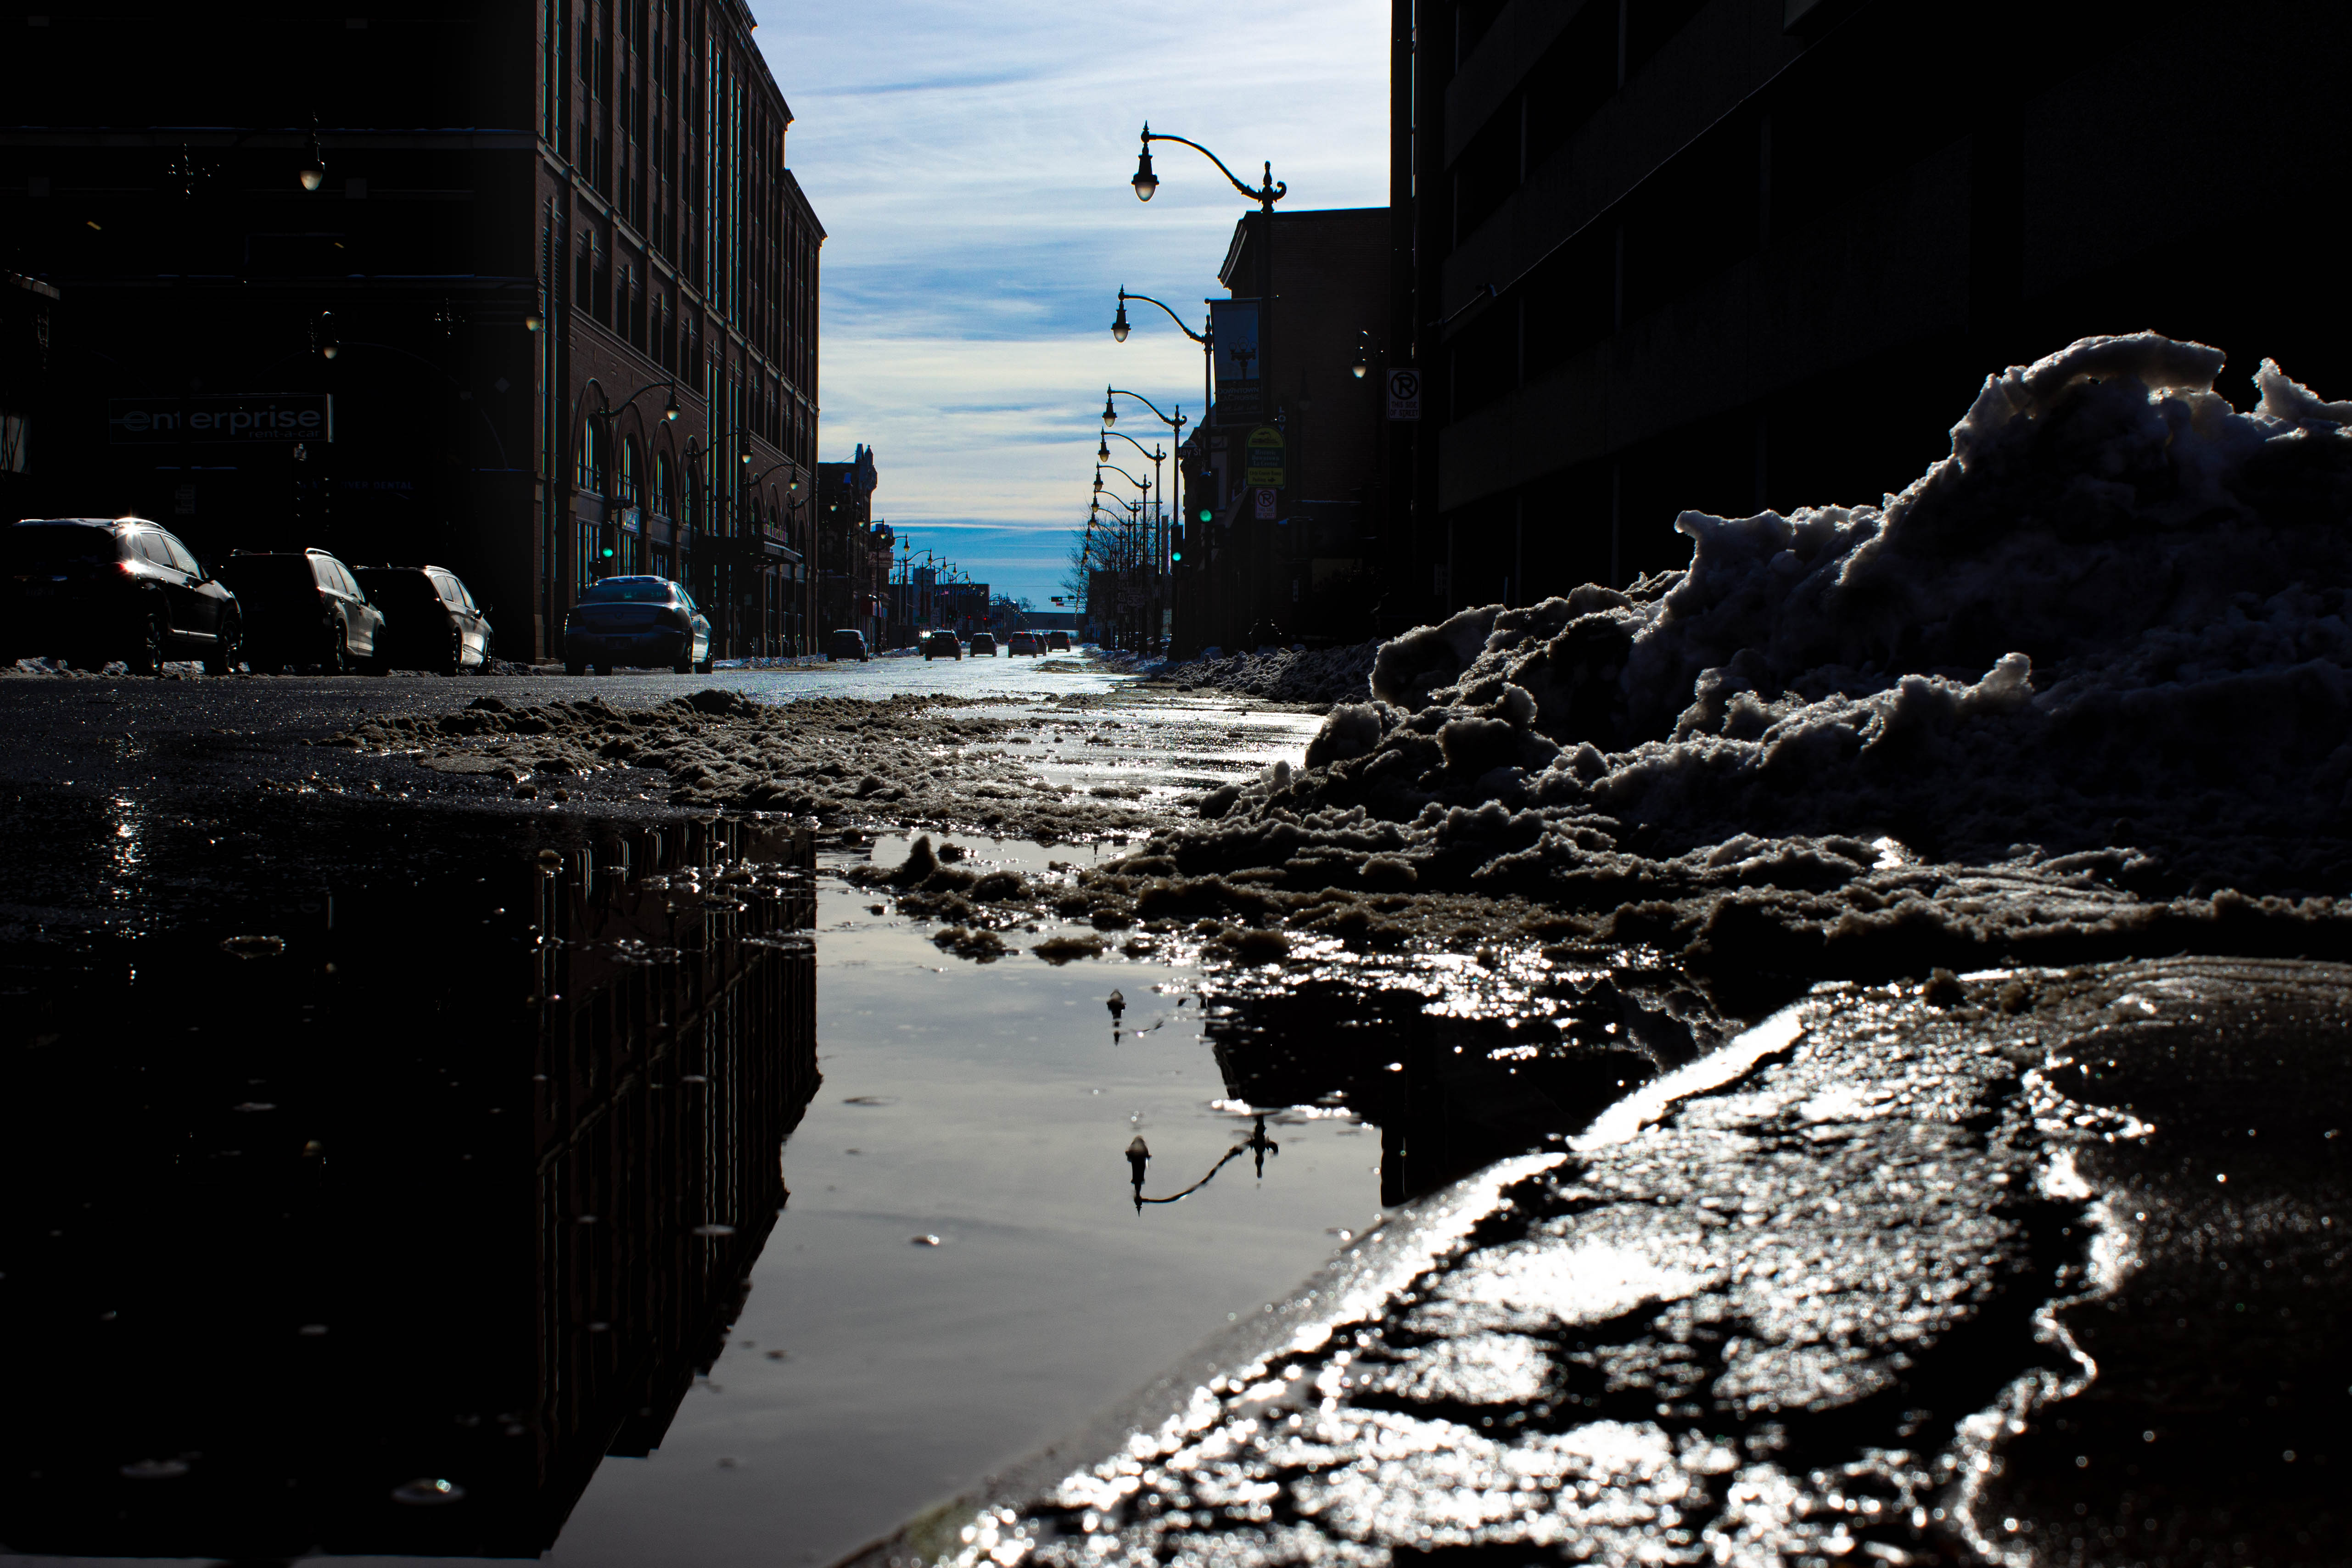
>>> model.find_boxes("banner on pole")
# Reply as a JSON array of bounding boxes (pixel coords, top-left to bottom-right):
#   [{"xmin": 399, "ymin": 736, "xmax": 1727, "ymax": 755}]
[{"xmin": 1208, "ymin": 298, "xmax": 1261, "ymax": 424}]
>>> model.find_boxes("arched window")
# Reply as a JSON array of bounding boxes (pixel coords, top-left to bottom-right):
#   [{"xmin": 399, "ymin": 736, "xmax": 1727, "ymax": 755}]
[
  {"xmin": 619, "ymin": 438, "xmax": 639, "ymax": 505},
  {"xmin": 651, "ymin": 453, "xmax": 670, "ymax": 519}
]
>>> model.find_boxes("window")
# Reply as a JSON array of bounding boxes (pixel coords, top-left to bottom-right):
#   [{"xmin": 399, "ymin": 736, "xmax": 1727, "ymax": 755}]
[
  {"xmin": 651, "ymin": 452, "xmax": 670, "ymax": 517},
  {"xmin": 577, "ymin": 416, "xmax": 608, "ymax": 492},
  {"xmin": 159, "ymin": 532, "xmax": 201, "ymax": 575},
  {"xmin": 620, "ymin": 437, "xmax": 639, "ymax": 504}
]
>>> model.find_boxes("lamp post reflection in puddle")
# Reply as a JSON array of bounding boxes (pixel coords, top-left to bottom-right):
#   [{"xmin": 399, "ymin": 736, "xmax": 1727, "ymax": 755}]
[{"xmin": 1127, "ymin": 1116, "xmax": 1278, "ymax": 1213}]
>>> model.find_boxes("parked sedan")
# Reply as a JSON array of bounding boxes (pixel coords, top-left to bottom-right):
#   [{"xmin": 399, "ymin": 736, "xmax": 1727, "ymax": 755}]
[
  {"xmin": 969, "ymin": 632, "xmax": 997, "ymax": 656},
  {"xmin": 826, "ymin": 628, "xmax": 871, "ymax": 662},
  {"xmin": 216, "ymin": 549, "xmax": 388, "ymax": 675},
  {"xmin": 3, "ymin": 516, "xmax": 243, "ymax": 674},
  {"xmin": 563, "ymin": 576, "xmax": 711, "ymax": 674},
  {"xmin": 355, "ymin": 564, "xmax": 493, "ymax": 674},
  {"xmin": 1007, "ymin": 630, "xmax": 1041, "ymax": 656},
  {"xmin": 921, "ymin": 630, "xmax": 962, "ymax": 661}
]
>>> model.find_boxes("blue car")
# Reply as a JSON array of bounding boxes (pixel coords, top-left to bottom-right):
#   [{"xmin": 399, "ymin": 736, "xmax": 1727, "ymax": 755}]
[{"xmin": 564, "ymin": 576, "xmax": 711, "ymax": 675}]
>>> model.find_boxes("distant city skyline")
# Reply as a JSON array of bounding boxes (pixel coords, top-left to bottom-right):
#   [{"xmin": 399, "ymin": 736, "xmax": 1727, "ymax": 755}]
[{"xmin": 750, "ymin": 0, "xmax": 1388, "ymax": 607}]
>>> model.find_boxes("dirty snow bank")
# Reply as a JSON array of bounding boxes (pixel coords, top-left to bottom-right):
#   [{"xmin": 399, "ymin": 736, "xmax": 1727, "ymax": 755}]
[
  {"xmin": 1125, "ymin": 336, "xmax": 2352, "ymax": 982},
  {"xmin": 1150, "ymin": 641, "xmax": 1379, "ymax": 707},
  {"xmin": 328, "ymin": 688, "xmax": 1162, "ymax": 840}
]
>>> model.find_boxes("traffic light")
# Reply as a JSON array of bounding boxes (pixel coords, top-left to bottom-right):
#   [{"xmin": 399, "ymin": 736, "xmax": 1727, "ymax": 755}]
[{"xmin": 1170, "ymin": 525, "xmax": 1184, "ymax": 565}]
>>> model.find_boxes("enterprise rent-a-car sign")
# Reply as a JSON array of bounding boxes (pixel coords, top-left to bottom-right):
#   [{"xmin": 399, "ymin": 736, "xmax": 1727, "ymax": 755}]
[{"xmin": 108, "ymin": 394, "xmax": 332, "ymax": 444}]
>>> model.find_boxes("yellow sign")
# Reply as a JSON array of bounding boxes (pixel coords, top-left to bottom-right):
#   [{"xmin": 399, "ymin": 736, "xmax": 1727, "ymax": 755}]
[{"xmin": 1243, "ymin": 426, "xmax": 1286, "ymax": 488}]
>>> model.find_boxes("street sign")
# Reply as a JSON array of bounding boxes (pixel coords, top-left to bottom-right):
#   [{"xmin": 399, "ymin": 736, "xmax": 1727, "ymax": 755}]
[
  {"xmin": 1244, "ymin": 426, "xmax": 1286, "ymax": 488},
  {"xmin": 1385, "ymin": 368, "xmax": 1421, "ymax": 422},
  {"xmin": 1254, "ymin": 487, "xmax": 1277, "ymax": 520},
  {"xmin": 108, "ymin": 393, "xmax": 333, "ymax": 444}
]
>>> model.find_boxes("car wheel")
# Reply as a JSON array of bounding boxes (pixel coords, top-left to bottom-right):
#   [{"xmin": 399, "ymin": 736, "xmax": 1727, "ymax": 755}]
[
  {"xmin": 672, "ymin": 653, "xmax": 693, "ymax": 674},
  {"xmin": 695, "ymin": 658, "xmax": 712, "ymax": 674},
  {"xmin": 566, "ymin": 660, "xmax": 586, "ymax": 676},
  {"xmin": 592, "ymin": 663, "xmax": 610, "ymax": 676},
  {"xmin": 445, "ymin": 628, "xmax": 465, "ymax": 677},
  {"xmin": 128, "ymin": 607, "xmax": 166, "ymax": 676},
  {"xmin": 204, "ymin": 616, "xmax": 242, "ymax": 677}
]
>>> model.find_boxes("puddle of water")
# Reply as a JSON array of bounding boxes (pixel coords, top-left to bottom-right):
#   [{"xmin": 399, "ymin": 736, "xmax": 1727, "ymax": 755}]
[
  {"xmin": 0, "ymin": 811, "xmax": 816, "ymax": 1564},
  {"xmin": 533, "ymin": 871, "xmax": 1384, "ymax": 1568}
]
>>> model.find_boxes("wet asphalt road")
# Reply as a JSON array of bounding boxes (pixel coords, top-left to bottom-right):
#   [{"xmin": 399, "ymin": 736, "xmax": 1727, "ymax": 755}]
[
  {"xmin": 7, "ymin": 666, "xmax": 2349, "ymax": 1566},
  {"xmin": 852, "ymin": 958, "xmax": 2350, "ymax": 1568}
]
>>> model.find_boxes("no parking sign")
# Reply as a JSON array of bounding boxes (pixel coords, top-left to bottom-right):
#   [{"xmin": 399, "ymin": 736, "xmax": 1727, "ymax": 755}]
[{"xmin": 1386, "ymin": 368, "xmax": 1421, "ymax": 421}]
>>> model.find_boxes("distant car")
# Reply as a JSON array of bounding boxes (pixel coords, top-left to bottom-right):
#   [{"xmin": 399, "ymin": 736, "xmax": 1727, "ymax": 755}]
[
  {"xmin": 969, "ymin": 632, "xmax": 997, "ymax": 656},
  {"xmin": 827, "ymin": 628, "xmax": 871, "ymax": 662},
  {"xmin": 2, "ymin": 516, "xmax": 243, "ymax": 675},
  {"xmin": 563, "ymin": 576, "xmax": 711, "ymax": 674},
  {"xmin": 216, "ymin": 548, "xmax": 387, "ymax": 675},
  {"xmin": 921, "ymin": 630, "xmax": 962, "ymax": 661},
  {"xmin": 1045, "ymin": 630, "xmax": 1072, "ymax": 652},
  {"xmin": 1007, "ymin": 630, "xmax": 1041, "ymax": 656},
  {"xmin": 355, "ymin": 564, "xmax": 493, "ymax": 674}
]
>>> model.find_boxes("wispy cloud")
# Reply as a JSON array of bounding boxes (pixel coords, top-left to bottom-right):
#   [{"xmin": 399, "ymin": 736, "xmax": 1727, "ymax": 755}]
[{"xmin": 751, "ymin": 0, "xmax": 1388, "ymax": 604}]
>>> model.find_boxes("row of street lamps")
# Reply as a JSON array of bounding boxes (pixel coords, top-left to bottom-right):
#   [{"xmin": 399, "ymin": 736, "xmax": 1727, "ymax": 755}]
[{"xmin": 1082, "ymin": 123, "xmax": 1288, "ymax": 651}]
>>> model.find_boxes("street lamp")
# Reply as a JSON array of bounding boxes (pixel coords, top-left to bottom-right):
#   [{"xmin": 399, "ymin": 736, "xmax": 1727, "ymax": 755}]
[
  {"xmin": 1131, "ymin": 135, "xmax": 1158, "ymax": 201},
  {"xmin": 1111, "ymin": 298, "xmax": 1130, "ymax": 342},
  {"xmin": 1101, "ymin": 389, "xmax": 1118, "ymax": 427},
  {"xmin": 297, "ymin": 115, "xmax": 327, "ymax": 192}
]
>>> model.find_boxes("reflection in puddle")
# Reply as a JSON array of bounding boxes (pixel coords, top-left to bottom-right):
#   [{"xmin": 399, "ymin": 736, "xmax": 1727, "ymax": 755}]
[
  {"xmin": 1198, "ymin": 967, "xmax": 1703, "ymax": 1206},
  {"xmin": 0, "ymin": 816, "xmax": 815, "ymax": 1559}
]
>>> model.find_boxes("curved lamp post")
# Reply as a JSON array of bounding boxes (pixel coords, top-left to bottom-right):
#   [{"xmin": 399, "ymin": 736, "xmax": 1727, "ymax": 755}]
[{"xmin": 1130, "ymin": 123, "xmax": 1284, "ymax": 429}]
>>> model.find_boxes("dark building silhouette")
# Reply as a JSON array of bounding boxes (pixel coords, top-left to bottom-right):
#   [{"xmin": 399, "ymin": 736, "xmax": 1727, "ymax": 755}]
[
  {"xmin": 815, "ymin": 444, "xmax": 890, "ymax": 646},
  {"xmin": 1393, "ymin": 0, "xmax": 2352, "ymax": 620},
  {"xmin": 0, "ymin": 812, "xmax": 818, "ymax": 1558},
  {"xmin": 0, "ymin": 0, "xmax": 822, "ymax": 662},
  {"xmin": 1179, "ymin": 207, "xmax": 1392, "ymax": 652}
]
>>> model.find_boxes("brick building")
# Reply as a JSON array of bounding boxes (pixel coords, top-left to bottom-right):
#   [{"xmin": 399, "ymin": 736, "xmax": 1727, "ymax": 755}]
[
  {"xmin": 0, "ymin": 0, "xmax": 822, "ymax": 661},
  {"xmin": 814, "ymin": 444, "xmax": 890, "ymax": 645}
]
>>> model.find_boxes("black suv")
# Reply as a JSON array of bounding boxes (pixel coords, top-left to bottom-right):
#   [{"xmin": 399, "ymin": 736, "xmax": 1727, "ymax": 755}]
[
  {"xmin": 216, "ymin": 549, "xmax": 389, "ymax": 675},
  {"xmin": 355, "ymin": 565, "xmax": 494, "ymax": 674},
  {"xmin": 2, "ymin": 516, "xmax": 242, "ymax": 674}
]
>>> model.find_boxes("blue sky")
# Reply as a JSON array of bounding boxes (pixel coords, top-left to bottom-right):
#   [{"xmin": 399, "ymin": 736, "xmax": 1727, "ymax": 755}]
[{"xmin": 749, "ymin": 0, "xmax": 1390, "ymax": 607}]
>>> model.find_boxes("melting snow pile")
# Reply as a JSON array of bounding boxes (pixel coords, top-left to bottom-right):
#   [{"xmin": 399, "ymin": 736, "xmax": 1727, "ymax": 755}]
[
  {"xmin": 1148, "ymin": 336, "xmax": 2352, "ymax": 978},
  {"xmin": 1153, "ymin": 641, "xmax": 1379, "ymax": 706}
]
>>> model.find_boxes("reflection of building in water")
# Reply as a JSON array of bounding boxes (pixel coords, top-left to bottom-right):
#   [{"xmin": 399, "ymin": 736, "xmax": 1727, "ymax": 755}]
[
  {"xmin": 0, "ymin": 812, "xmax": 818, "ymax": 1559},
  {"xmin": 1204, "ymin": 976, "xmax": 1682, "ymax": 1205}
]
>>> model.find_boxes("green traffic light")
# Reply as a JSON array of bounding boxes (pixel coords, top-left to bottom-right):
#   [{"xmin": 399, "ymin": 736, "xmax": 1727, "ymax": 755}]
[
  {"xmin": 601, "ymin": 547, "xmax": 615, "ymax": 559},
  {"xmin": 1197, "ymin": 507, "xmax": 1212, "ymax": 522},
  {"xmin": 1171, "ymin": 551, "xmax": 1183, "ymax": 562}
]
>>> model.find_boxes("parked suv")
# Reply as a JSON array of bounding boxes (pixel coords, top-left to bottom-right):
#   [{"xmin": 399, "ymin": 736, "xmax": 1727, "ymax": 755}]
[
  {"xmin": 217, "ymin": 549, "xmax": 388, "ymax": 674},
  {"xmin": 969, "ymin": 632, "xmax": 997, "ymax": 656},
  {"xmin": 921, "ymin": 630, "xmax": 961, "ymax": 661},
  {"xmin": 1007, "ymin": 630, "xmax": 1041, "ymax": 656},
  {"xmin": 3, "ymin": 516, "xmax": 243, "ymax": 674},
  {"xmin": 563, "ymin": 576, "xmax": 711, "ymax": 674},
  {"xmin": 355, "ymin": 565, "xmax": 493, "ymax": 674},
  {"xmin": 826, "ymin": 628, "xmax": 870, "ymax": 662},
  {"xmin": 1045, "ymin": 630, "xmax": 1072, "ymax": 652}
]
